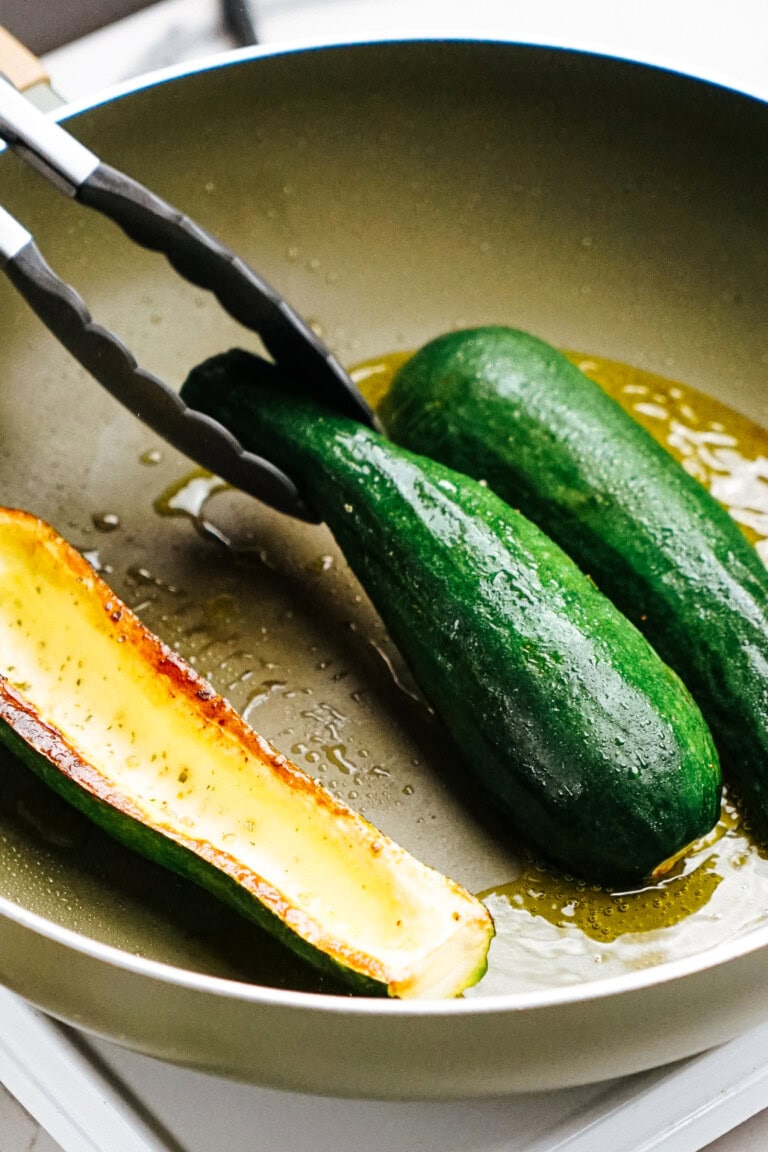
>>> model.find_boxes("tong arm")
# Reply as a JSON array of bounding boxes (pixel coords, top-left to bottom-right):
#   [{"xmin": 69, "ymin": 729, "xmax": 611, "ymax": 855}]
[
  {"xmin": 0, "ymin": 74, "xmax": 375, "ymax": 428},
  {"xmin": 0, "ymin": 210, "xmax": 317, "ymax": 521},
  {"xmin": 0, "ymin": 73, "xmax": 97, "ymax": 194}
]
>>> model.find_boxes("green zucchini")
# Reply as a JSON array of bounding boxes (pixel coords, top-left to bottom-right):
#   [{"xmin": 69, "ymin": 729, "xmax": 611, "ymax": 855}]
[
  {"xmin": 181, "ymin": 351, "xmax": 721, "ymax": 885},
  {"xmin": 379, "ymin": 326, "xmax": 768, "ymax": 834},
  {"xmin": 0, "ymin": 506, "xmax": 493, "ymax": 998}
]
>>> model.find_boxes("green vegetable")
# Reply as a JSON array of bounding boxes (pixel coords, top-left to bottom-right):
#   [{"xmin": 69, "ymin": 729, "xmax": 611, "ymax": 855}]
[
  {"xmin": 380, "ymin": 325, "xmax": 768, "ymax": 833},
  {"xmin": 0, "ymin": 506, "xmax": 493, "ymax": 998},
  {"xmin": 182, "ymin": 351, "xmax": 721, "ymax": 884}
]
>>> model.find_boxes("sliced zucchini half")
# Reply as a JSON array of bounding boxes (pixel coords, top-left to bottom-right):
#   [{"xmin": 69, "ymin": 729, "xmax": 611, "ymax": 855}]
[{"xmin": 0, "ymin": 508, "xmax": 493, "ymax": 998}]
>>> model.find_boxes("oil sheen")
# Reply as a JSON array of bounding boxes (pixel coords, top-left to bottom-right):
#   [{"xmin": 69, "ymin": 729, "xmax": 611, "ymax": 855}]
[{"xmin": 350, "ymin": 350, "xmax": 768, "ymax": 996}]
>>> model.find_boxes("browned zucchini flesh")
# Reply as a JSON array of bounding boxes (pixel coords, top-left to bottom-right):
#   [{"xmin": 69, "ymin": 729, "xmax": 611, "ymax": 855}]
[{"xmin": 0, "ymin": 507, "xmax": 493, "ymax": 997}]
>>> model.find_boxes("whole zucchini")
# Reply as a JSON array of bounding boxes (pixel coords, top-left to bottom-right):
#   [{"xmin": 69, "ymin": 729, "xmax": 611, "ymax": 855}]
[
  {"xmin": 182, "ymin": 352, "xmax": 721, "ymax": 885},
  {"xmin": 380, "ymin": 326, "xmax": 768, "ymax": 833},
  {"xmin": 0, "ymin": 507, "xmax": 493, "ymax": 998}
]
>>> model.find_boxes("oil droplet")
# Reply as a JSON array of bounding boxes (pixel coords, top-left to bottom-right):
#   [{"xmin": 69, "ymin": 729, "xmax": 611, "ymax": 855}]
[
  {"xmin": 80, "ymin": 543, "xmax": 110, "ymax": 571},
  {"xmin": 204, "ymin": 594, "xmax": 240, "ymax": 630},
  {"xmin": 92, "ymin": 512, "xmax": 120, "ymax": 533},
  {"xmin": 154, "ymin": 470, "xmax": 228, "ymax": 522},
  {"xmin": 324, "ymin": 744, "xmax": 357, "ymax": 774},
  {"xmin": 127, "ymin": 565, "xmax": 159, "ymax": 587},
  {"xmin": 364, "ymin": 638, "xmax": 434, "ymax": 716},
  {"xmin": 301, "ymin": 703, "xmax": 345, "ymax": 742},
  {"xmin": 308, "ymin": 554, "xmax": 334, "ymax": 575},
  {"xmin": 634, "ymin": 402, "xmax": 669, "ymax": 421},
  {"xmin": 140, "ymin": 448, "xmax": 163, "ymax": 465},
  {"xmin": 226, "ymin": 669, "xmax": 254, "ymax": 692},
  {"xmin": 154, "ymin": 470, "xmax": 275, "ymax": 561},
  {"xmin": 242, "ymin": 680, "xmax": 287, "ymax": 720}
]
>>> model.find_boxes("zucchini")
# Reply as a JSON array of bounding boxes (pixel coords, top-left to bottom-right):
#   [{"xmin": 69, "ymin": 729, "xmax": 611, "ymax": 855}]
[
  {"xmin": 379, "ymin": 326, "xmax": 768, "ymax": 834},
  {"xmin": 181, "ymin": 351, "xmax": 721, "ymax": 884},
  {"xmin": 0, "ymin": 507, "xmax": 493, "ymax": 998}
]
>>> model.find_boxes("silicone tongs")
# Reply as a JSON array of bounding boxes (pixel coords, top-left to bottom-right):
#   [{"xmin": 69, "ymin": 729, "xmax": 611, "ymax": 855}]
[{"xmin": 0, "ymin": 75, "xmax": 376, "ymax": 522}]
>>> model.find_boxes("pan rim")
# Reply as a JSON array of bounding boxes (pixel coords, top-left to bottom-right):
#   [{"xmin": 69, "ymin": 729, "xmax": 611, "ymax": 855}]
[
  {"xmin": 4, "ymin": 879, "xmax": 768, "ymax": 1016},
  {"xmin": 40, "ymin": 33, "xmax": 768, "ymax": 128},
  {"xmin": 2, "ymin": 34, "xmax": 768, "ymax": 1024}
]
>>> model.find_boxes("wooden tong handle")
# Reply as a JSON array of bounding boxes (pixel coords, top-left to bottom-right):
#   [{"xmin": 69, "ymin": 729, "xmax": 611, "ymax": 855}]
[{"xmin": 0, "ymin": 27, "xmax": 49, "ymax": 92}]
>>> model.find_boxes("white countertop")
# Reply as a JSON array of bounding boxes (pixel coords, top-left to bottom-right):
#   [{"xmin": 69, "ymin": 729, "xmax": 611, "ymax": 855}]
[{"xmin": 42, "ymin": 0, "xmax": 768, "ymax": 104}]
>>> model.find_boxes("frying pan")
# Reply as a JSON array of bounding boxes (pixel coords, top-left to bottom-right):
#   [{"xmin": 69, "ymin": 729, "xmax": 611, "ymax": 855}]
[{"xmin": 0, "ymin": 34, "xmax": 767, "ymax": 1100}]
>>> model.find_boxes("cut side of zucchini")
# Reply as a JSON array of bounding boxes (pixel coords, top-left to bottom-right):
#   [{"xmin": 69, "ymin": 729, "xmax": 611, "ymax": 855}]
[{"xmin": 0, "ymin": 508, "xmax": 493, "ymax": 998}]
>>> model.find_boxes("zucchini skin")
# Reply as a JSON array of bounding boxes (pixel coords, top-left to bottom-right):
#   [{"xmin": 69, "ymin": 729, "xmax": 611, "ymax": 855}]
[
  {"xmin": 182, "ymin": 353, "xmax": 721, "ymax": 885},
  {"xmin": 379, "ymin": 326, "xmax": 768, "ymax": 833}
]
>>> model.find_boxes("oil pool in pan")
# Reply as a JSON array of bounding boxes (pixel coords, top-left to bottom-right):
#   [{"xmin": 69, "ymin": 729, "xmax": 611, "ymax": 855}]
[{"xmin": 2, "ymin": 348, "xmax": 767, "ymax": 997}]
